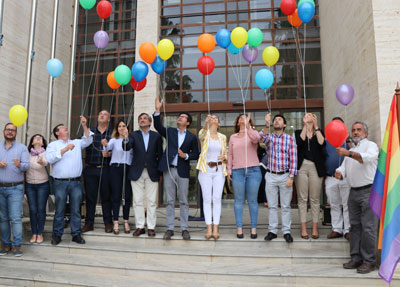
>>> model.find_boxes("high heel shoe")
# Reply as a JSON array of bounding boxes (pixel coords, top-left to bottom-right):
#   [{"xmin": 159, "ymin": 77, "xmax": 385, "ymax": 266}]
[
  {"xmin": 36, "ymin": 234, "xmax": 43, "ymax": 244},
  {"xmin": 124, "ymin": 221, "xmax": 130, "ymax": 234},
  {"xmin": 113, "ymin": 221, "xmax": 119, "ymax": 235},
  {"xmin": 30, "ymin": 235, "xmax": 37, "ymax": 243},
  {"xmin": 212, "ymin": 225, "xmax": 220, "ymax": 240},
  {"xmin": 205, "ymin": 225, "xmax": 212, "ymax": 240}
]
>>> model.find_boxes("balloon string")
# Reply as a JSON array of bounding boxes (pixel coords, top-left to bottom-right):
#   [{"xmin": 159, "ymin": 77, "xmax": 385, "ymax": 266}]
[
  {"xmin": 126, "ymin": 89, "xmax": 135, "ymax": 128},
  {"xmin": 206, "ymin": 53, "xmax": 210, "ymax": 115},
  {"xmin": 122, "ymin": 85, "xmax": 126, "ymax": 123},
  {"xmin": 81, "ymin": 10, "xmax": 89, "ymax": 114},
  {"xmin": 88, "ymin": 48, "xmax": 101, "ymax": 128}
]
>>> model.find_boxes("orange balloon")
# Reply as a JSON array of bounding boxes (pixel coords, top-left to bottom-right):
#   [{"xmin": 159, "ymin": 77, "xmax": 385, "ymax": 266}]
[
  {"xmin": 107, "ymin": 71, "xmax": 120, "ymax": 90},
  {"xmin": 139, "ymin": 42, "xmax": 157, "ymax": 64},
  {"xmin": 288, "ymin": 9, "xmax": 302, "ymax": 28},
  {"xmin": 197, "ymin": 33, "xmax": 216, "ymax": 53}
]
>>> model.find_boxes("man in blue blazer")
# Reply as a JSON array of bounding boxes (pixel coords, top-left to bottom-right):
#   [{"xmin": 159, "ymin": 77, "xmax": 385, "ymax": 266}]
[
  {"xmin": 122, "ymin": 113, "xmax": 163, "ymax": 237},
  {"xmin": 153, "ymin": 97, "xmax": 199, "ymax": 240}
]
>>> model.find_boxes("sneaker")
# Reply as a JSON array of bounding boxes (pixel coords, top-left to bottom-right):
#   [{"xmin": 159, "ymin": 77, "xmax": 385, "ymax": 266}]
[
  {"xmin": 182, "ymin": 230, "xmax": 191, "ymax": 240},
  {"xmin": 12, "ymin": 247, "xmax": 23, "ymax": 257},
  {"xmin": 0, "ymin": 246, "xmax": 11, "ymax": 256}
]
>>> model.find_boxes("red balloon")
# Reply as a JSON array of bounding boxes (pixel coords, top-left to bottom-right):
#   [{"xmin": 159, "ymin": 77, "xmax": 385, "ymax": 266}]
[
  {"xmin": 325, "ymin": 120, "xmax": 348, "ymax": 147},
  {"xmin": 280, "ymin": 0, "xmax": 296, "ymax": 16},
  {"xmin": 130, "ymin": 77, "xmax": 147, "ymax": 91},
  {"xmin": 97, "ymin": 1, "xmax": 112, "ymax": 19},
  {"xmin": 197, "ymin": 56, "xmax": 215, "ymax": 75}
]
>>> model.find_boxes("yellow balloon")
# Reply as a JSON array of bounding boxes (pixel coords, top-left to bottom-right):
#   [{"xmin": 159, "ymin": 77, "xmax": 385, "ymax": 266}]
[
  {"xmin": 157, "ymin": 39, "xmax": 175, "ymax": 61},
  {"xmin": 9, "ymin": 105, "xmax": 28, "ymax": 127},
  {"xmin": 262, "ymin": 46, "xmax": 280, "ymax": 66},
  {"xmin": 231, "ymin": 27, "xmax": 248, "ymax": 49}
]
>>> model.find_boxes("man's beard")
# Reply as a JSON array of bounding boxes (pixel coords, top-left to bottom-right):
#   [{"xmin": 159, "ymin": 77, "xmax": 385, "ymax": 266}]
[
  {"xmin": 274, "ymin": 126, "xmax": 283, "ymax": 131},
  {"xmin": 353, "ymin": 135, "xmax": 364, "ymax": 144}
]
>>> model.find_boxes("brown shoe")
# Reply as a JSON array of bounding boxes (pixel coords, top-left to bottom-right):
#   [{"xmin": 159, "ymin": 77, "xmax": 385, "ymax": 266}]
[
  {"xmin": 105, "ymin": 224, "xmax": 113, "ymax": 233},
  {"xmin": 147, "ymin": 229, "xmax": 156, "ymax": 237},
  {"xmin": 343, "ymin": 259, "xmax": 362, "ymax": 269},
  {"xmin": 205, "ymin": 225, "xmax": 212, "ymax": 240},
  {"xmin": 357, "ymin": 263, "xmax": 375, "ymax": 274},
  {"xmin": 327, "ymin": 231, "xmax": 343, "ymax": 239},
  {"xmin": 132, "ymin": 228, "xmax": 145, "ymax": 237},
  {"xmin": 344, "ymin": 233, "xmax": 350, "ymax": 241},
  {"xmin": 212, "ymin": 224, "xmax": 220, "ymax": 240},
  {"xmin": 124, "ymin": 221, "xmax": 130, "ymax": 234},
  {"xmin": 82, "ymin": 225, "xmax": 94, "ymax": 233}
]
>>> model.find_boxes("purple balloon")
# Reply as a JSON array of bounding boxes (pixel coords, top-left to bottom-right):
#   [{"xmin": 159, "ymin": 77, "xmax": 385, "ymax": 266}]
[
  {"xmin": 242, "ymin": 44, "xmax": 258, "ymax": 63},
  {"xmin": 94, "ymin": 30, "xmax": 109, "ymax": 49},
  {"xmin": 336, "ymin": 84, "xmax": 354, "ymax": 106}
]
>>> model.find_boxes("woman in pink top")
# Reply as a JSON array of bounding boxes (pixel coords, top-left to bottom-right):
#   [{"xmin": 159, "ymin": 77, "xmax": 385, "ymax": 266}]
[
  {"xmin": 26, "ymin": 134, "xmax": 49, "ymax": 244},
  {"xmin": 227, "ymin": 114, "xmax": 262, "ymax": 239}
]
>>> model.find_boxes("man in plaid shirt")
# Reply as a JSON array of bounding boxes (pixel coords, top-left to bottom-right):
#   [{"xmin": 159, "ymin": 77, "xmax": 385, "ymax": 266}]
[{"xmin": 260, "ymin": 113, "xmax": 297, "ymax": 243}]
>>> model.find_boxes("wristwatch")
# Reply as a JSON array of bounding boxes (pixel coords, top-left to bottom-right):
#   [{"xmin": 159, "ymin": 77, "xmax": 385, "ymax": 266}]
[
  {"xmin": 315, "ymin": 128, "xmax": 321, "ymax": 132},
  {"xmin": 349, "ymin": 151, "xmax": 353, "ymax": 158},
  {"xmin": 289, "ymin": 175, "xmax": 294, "ymax": 179}
]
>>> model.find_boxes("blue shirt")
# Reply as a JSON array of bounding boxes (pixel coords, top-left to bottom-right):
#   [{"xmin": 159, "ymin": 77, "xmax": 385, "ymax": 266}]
[
  {"xmin": 105, "ymin": 138, "xmax": 133, "ymax": 165},
  {"xmin": 46, "ymin": 133, "xmax": 93, "ymax": 179},
  {"xmin": 171, "ymin": 128, "xmax": 188, "ymax": 166},
  {"xmin": 141, "ymin": 129, "xmax": 150, "ymax": 152},
  {"xmin": 0, "ymin": 141, "xmax": 29, "ymax": 183},
  {"xmin": 324, "ymin": 141, "xmax": 348, "ymax": 176}
]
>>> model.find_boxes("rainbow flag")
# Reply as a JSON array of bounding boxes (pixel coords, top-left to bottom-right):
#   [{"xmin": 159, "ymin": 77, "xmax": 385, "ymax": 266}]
[{"xmin": 370, "ymin": 93, "xmax": 400, "ymax": 282}]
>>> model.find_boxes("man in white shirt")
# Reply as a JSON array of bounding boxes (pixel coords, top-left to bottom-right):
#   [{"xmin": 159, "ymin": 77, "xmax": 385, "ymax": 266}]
[
  {"xmin": 46, "ymin": 116, "xmax": 93, "ymax": 246},
  {"xmin": 335, "ymin": 121, "xmax": 379, "ymax": 274}
]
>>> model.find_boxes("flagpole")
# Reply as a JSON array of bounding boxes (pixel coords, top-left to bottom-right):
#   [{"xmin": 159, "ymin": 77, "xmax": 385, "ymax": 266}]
[{"xmin": 395, "ymin": 82, "xmax": 400, "ymax": 139}]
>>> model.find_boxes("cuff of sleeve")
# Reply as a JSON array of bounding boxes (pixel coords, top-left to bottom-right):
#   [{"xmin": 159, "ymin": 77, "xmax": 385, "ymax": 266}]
[
  {"xmin": 185, "ymin": 153, "xmax": 189, "ymax": 160},
  {"xmin": 154, "ymin": 112, "xmax": 160, "ymax": 116}
]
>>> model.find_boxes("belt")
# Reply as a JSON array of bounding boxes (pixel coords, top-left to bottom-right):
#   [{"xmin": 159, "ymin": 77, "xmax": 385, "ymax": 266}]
[
  {"xmin": 266, "ymin": 169, "xmax": 289, "ymax": 175},
  {"xmin": 54, "ymin": 177, "xmax": 81, "ymax": 182},
  {"xmin": 208, "ymin": 161, "xmax": 222, "ymax": 171},
  {"xmin": 351, "ymin": 184, "xmax": 372, "ymax": 191},
  {"xmin": 0, "ymin": 181, "xmax": 24, "ymax": 187},
  {"xmin": 86, "ymin": 164, "xmax": 108, "ymax": 168},
  {"xmin": 111, "ymin": 163, "xmax": 128, "ymax": 167},
  {"xmin": 169, "ymin": 165, "xmax": 177, "ymax": 168}
]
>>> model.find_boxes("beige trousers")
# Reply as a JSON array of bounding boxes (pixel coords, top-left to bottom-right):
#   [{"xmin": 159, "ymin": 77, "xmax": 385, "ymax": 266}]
[{"xmin": 295, "ymin": 159, "xmax": 323, "ymax": 223}]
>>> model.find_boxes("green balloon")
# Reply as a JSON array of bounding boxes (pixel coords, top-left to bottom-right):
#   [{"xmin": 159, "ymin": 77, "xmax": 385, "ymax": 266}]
[
  {"xmin": 79, "ymin": 0, "xmax": 96, "ymax": 10},
  {"xmin": 247, "ymin": 27, "xmax": 263, "ymax": 48},
  {"xmin": 298, "ymin": 0, "xmax": 315, "ymax": 7},
  {"xmin": 114, "ymin": 65, "xmax": 131, "ymax": 86}
]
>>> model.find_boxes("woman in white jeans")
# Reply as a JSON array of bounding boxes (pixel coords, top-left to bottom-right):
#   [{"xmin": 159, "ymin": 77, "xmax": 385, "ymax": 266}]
[{"xmin": 196, "ymin": 115, "xmax": 227, "ymax": 240}]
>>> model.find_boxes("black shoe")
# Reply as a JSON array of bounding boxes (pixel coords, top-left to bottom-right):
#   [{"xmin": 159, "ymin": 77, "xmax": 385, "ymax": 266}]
[
  {"xmin": 163, "ymin": 230, "xmax": 174, "ymax": 240},
  {"xmin": 343, "ymin": 259, "xmax": 362, "ymax": 269},
  {"xmin": 250, "ymin": 233, "xmax": 257, "ymax": 239},
  {"xmin": 237, "ymin": 233, "xmax": 244, "ymax": 239},
  {"xmin": 51, "ymin": 235, "xmax": 62, "ymax": 246},
  {"xmin": 264, "ymin": 232, "xmax": 277, "ymax": 241},
  {"xmin": 72, "ymin": 234, "xmax": 86, "ymax": 244},
  {"xmin": 182, "ymin": 230, "xmax": 191, "ymax": 240},
  {"xmin": 284, "ymin": 233, "xmax": 293, "ymax": 243}
]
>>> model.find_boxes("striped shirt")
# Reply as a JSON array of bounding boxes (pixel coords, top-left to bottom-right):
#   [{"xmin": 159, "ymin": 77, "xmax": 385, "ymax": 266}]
[{"xmin": 259, "ymin": 130, "xmax": 298, "ymax": 175}]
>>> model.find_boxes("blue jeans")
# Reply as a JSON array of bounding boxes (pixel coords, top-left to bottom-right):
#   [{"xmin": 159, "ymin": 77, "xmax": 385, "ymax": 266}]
[
  {"xmin": 53, "ymin": 180, "xmax": 82, "ymax": 237},
  {"xmin": 0, "ymin": 184, "xmax": 24, "ymax": 247},
  {"xmin": 232, "ymin": 166, "xmax": 262, "ymax": 229},
  {"xmin": 25, "ymin": 182, "xmax": 50, "ymax": 235}
]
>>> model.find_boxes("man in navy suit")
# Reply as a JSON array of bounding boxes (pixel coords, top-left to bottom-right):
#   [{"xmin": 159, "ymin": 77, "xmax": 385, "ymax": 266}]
[
  {"xmin": 122, "ymin": 113, "xmax": 163, "ymax": 237},
  {"xmin": 153, "ymin": 97, "xmax": 199, "ymax": 240}
]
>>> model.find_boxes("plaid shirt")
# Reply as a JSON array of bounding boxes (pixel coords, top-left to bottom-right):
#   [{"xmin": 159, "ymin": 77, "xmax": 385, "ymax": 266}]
[
  {"xmin": 84, "ymin": 127, "xmax": 112, "ymax": 166},
  {"xmin": 259, "ymin": 129, "xmax": 298, "ymax": 175}
]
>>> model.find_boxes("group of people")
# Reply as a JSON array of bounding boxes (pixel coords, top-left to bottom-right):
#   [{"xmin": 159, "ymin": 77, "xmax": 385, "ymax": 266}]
[{"xmin": 0, "ymin": 96, "xmax": 379, "ymax": 274}]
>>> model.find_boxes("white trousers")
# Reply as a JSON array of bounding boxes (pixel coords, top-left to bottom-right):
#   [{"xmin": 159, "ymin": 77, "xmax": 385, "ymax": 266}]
[
  {"xmin": 198, "ymin": 167, "xmax": 225, "ymax": 225},
  {"xmin": 131, "ymin": 169, "xmax": 158, "ymax": 229},
  {"xmin": 325, "ymin": 176, "xmax": 350, "ymax": 234}
]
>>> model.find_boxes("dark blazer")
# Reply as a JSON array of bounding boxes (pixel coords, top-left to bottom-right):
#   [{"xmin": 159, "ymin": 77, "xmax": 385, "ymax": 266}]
[
  {"xmin": 122, "ymin": 130, "xmax": 163, "ymax": 182},
  {"xmin": 153, "ymin": 113, "xmax": 199, "ymax": 179},
  {"xmin": 295, "ymin": 129, "xmax": 326, "ymax": 177}
]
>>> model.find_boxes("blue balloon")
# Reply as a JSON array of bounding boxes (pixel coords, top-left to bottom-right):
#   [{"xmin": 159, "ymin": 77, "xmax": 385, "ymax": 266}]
[
  {"xmin": 255, "ymin": 69, "xmax": 274, "ymax": 90},
  {"xmin": 227, "ymin": 43, "xmax": 241, "ymax": 55},
  {"xmin": 131, "ymin": 61, "xmax": 149, "ymax": 82},
  {"xmin": 298, "ymin": 1, "xmax": 315, "ymax": 23},
  {"xmin": 216, "ymin": 29, "xmax": 231, "ymax": 49},
  {"xmin": 151, "ymin": 55, "xmax": 167, "ymax": 74},
  {"xmin": 46, "ymin": 58, "xmax": 63, "ymax": 78}
]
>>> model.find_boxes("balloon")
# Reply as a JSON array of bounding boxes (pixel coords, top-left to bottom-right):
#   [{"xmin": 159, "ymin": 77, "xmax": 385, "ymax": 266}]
[
  {"xmin": 157, "ymin": 39, "xmax": 174, "ymax": 60},
  {"xmin": 151, "ymin": 55, "xmax": 167, "ymax": 74},
  {"xmin": 325, "ymin": 120, "xmax": 348, "ymax": 148},
  {"xmin": 247, "ymin": 27, "xmax": 263, "ymax": 48},
  {"xmin": 216, "ymin": 29, "xmax": 231, "ymax": 49},
  {"xmin": 298, "ymin": 0, "xmax": 315, "ymax": 7},
  {"xmin": 197, "ymin": 33, "xmax": 215, "ymax": 53},
  {"xmin": 9, "ymin": 105, "xmax": 28, "ymax": 127},
  {"xmin": 139, "ymin": 42, "xmax": 157, "ymax": 64},
  {"xmin": 262, "ymin": 46, "xmax": 280, "ymax": 66},
  {"xmin": 280, "ymin": 0, "xmax": 296, "ymax": 16},
  {"xmin": 131, "ymin": 61, "xmax": 149, "ymax": 82},
  {"xmin": 231, "ymin": 27, "xmax": 248, "ymax": 49},
  {"xmin": 114, "ymin": 65, "xmax": 131, "ymax": 85},
  {"xmin": 336, "ymin": 84, "xmax": 354, "ymax": 106},
  {"xmin": 93, "ymin": 30, "xmax": 109, "ymax": 49},
  {"xmin": 288, "ymin": 9, "xmax": 302, "ymax": 27},
  {"xmin": 227, "ymin": 43, "xmax": 241, "ymax": 55},
  {"xmin": 46, "ymin": 58, "xmax": 63, "ymax": 78},
  {"xmin": 106, "ymin": 71, "xmax": 120, "ymax": 90},
  {"xmin": 298, "ymin": 1, "xmax": 315, "ymax": 23},
  {"xmin": 130, "ymin": 77, "xmax": 147, "ymax": 92},
  {"xmin": 242, "ymin": 45, "xmax": 258, "ymax": 63},
  {"xmin": 197, "ymin": 56, "xmax": 215, "ymax": 75},
  {"xmin": 79, "ymin": 0, "xmax": 96, "ymax": 10},
  {"xmin": 97, "ymin": 0, "xmax": 112, "ymax": 19},
  {"xmin": 255, "ymin": 69, "xmax": 274, "ymax": 90}
]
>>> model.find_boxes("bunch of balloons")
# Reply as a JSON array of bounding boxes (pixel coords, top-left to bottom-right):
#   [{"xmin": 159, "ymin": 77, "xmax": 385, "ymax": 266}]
[{"xmin": 280, "ymin": 0, "xmax": 316, "ymax": 27}]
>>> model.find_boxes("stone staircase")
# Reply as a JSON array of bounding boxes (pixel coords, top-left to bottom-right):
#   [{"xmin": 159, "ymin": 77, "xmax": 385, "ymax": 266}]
[{"xmin": 0, "ymin": 204, "xmax": 399, "ymax": 287}]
